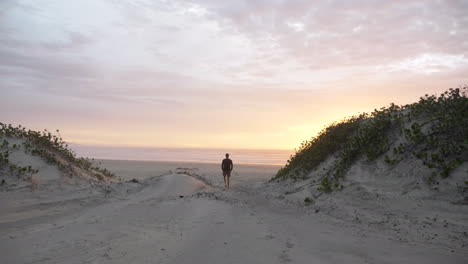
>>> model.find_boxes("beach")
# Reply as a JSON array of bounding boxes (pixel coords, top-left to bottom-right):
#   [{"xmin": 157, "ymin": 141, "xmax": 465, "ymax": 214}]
[
  {"xmin": 1, "ymin": 159, "xmax": 466, "ymax": 264},
  {"xmin": 3, "ymin": 0, "xmax": 468, "ymax": 263}
]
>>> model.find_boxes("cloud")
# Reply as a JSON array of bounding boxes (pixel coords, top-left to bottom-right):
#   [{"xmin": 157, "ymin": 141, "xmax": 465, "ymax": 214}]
[
  {"xmin": 379, "ymin": 53, "xmax": 468, "ymax": 74},
  {"xmin": 3, "ymin": 0, "xmax": 466, "ymax": 89},
  {"xmin": 1, "ymin": 0, "xmax": 467, "ymax": 149},
  {"xmin": 188, "ymin": 0, "xmax": 468, "ymax": 69},
  {"xmin": 41, "ymin": 31, "xmax": 95, "ymax": 51},
  {"xmin": 286, "ymin": 21, "xmax": 305, "ymax": 32}
]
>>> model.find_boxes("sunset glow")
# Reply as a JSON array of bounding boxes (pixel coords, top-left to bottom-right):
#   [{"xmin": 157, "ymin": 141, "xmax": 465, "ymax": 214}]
[{"xmin": 1, "ymin": 0, "xmax": 467, "ymax": 150}]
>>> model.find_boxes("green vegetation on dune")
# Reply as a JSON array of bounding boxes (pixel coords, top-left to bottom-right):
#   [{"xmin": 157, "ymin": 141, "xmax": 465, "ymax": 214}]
[
  {"xmin": 275, "ymin": 114, "xmax": 365, "ymax": 182},
  {"xmin": 273, "ymin": 87, "xmax": 468, "ymax": 193},
  {"xmin": 0, "ymin": 123, "xmax": 115, "ymax": 182},
  {"xmin": 0, "ymin": 131, "xmax": 39, "ymax": 180}
]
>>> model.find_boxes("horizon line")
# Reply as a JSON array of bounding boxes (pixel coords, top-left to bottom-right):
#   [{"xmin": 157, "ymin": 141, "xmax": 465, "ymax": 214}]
[{"xmin": 68, "ymin": 142, "xmax": 295, "ymax": 152}]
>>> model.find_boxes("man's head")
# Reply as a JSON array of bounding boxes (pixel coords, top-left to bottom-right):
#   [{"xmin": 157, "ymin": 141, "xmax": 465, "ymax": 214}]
[{"xmin": 225, "ymin": 153, "xmax": 229, "ymax": 158}]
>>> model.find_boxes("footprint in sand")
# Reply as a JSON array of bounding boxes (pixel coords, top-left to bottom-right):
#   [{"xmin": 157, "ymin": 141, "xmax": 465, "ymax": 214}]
[
  {"xmin": 257, "ymin": 234, "xmax": 275, "ymax": 240},
  {"xmin": 278, "ymin": 240, "xmax": 294, "ymax": 263},
  {"xmin": 279, "ymin": 250, "xmax": 292, "ymax": 263}
]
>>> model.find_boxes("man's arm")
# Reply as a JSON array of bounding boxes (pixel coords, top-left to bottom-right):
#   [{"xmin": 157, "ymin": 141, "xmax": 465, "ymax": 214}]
[{"xmin": 230, "ymin": 160, "xmax": 233, "ymax": 171}]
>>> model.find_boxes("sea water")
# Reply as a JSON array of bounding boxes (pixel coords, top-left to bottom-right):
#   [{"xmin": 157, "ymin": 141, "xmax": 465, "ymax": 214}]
[{"xmin": 71, "ymin": 144, "xmax": 294, "ymax": 166}]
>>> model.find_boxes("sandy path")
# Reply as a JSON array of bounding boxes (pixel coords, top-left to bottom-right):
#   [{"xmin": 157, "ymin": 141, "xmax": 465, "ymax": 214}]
[{"xmin": 1, "ymin": 172, "xmax": 466, "ymax": 264}]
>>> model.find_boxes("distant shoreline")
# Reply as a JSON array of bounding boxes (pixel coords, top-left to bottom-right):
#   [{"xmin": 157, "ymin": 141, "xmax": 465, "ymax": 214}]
[
  {"xmin": 72, "ymin": 145, "xmax": 292, "ymax": 166},
  {"xmin": 94, "ymin": 158, "xmax": 284, "ymax": 167}
]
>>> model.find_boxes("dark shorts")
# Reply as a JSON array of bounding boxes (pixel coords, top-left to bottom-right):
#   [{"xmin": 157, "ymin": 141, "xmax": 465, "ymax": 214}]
[{"xmin": 223, "ymin": 170, "xmax": 231, "ymax": 177}]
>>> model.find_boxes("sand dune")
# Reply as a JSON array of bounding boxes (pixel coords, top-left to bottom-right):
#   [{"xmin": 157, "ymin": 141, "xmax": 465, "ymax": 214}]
[
  {"xmin": 1, "ymin": 120, "xmax": 467, "ymax": 263},
  {"xmin": 1, "ymin": 161, "xmax": 467, "ymax": 264}
]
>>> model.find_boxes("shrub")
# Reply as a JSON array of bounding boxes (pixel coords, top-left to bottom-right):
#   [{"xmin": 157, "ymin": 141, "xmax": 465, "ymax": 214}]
[
  {"xmin": 273, "ymin": 87, "xmax": 468, "ymax": 192},
  {"xmin": 0, "ymin": 123, "xmax": 115, "ymax": 181},
  {"xmin": 273, "ymin": 114, "xmax": 365, "ymax": 181}
]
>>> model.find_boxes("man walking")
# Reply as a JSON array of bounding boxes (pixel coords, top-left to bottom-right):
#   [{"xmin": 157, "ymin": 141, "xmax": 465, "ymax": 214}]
[{"xmin": 221, "ymin": 153, "xmax": 233, "ymax": 190}]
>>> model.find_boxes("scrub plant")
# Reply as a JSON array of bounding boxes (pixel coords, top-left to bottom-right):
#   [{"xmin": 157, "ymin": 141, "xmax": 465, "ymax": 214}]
[
  {"xmin": 0, "ymin": 134, "xmax": 39, "ymax": 180},
  {"xmin": 273, "ymin": 87, "xmax": 468, "ymax": 192},
  {"xmin": 274, "ymin": 114, "xmax": 366, "ymax": 181},
  {"xmin": 386, "ymin": 88, "xmax": 467, "ymax": 183},
  {"xmin": 0, "ymin": 123, "xmax": 115, "ymax": 181}
]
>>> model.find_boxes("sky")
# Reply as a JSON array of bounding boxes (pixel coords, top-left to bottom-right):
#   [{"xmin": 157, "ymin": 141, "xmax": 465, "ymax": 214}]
[{"xmin": 1, "ymin": 0, "xmax": 467, "ymax": 150}]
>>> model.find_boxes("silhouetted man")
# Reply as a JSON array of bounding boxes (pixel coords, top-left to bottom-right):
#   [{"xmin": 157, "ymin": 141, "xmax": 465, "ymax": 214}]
[{"xmin": 221, "ymin": 153, "xmax": 233, "ymax": 190}]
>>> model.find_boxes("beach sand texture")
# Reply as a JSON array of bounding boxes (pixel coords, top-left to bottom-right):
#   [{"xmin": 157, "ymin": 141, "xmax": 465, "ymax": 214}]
[{"xmin": 1, "ymin": 160, "xmax": 467, "ymax": 264}]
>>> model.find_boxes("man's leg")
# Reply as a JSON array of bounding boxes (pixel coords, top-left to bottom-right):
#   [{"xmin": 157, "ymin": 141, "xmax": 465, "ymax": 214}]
[
  {"xmin": 227, "ymin": 176, "xmax": 230, "ymax": 189},
  {"xmin": 223, "ymin": 175, "xmax": 227, "ymax": 189}
]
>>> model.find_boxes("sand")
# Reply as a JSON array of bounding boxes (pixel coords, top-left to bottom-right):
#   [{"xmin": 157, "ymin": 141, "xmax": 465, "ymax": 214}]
[{"xmin": 1, "ymin": 160, "xmax": 467, "ymax": 264}]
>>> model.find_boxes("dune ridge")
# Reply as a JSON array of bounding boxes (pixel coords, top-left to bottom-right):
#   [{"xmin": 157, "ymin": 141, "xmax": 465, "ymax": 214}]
[
  {"xmin": 0, "ymin": 123, "xmax": 118, "ymax": 188},
  {"xmin": 273, "ymin": 87, "xmax": 467, "ymax": 197},
  {"xmin": 264, "ymin": 87, "xmax": 468, "ymax": 253}
]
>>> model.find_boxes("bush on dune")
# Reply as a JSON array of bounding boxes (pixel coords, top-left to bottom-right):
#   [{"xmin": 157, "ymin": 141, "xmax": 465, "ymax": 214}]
[
  {"xmin": 0, "ymin": 124, "xmax": 115, "ymax": 182},
  {"xmin": 274, "ymin": 114, "xmax": 365, "ymax": 181},
  {"xmin": 273, "ymin": 87, "xmax": 468, "ymax": 193}
]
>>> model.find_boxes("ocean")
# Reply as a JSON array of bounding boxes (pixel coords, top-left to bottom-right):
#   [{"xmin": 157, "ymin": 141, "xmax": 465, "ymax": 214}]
[{"xmin": 71, "ymin": 144, "xmax": 294, "ymax": 166}]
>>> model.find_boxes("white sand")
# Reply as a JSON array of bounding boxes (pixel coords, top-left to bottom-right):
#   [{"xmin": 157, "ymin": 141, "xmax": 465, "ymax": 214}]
[{"xmin": 1, "ymin": 160, "xmax": 467, "ymax": 263}]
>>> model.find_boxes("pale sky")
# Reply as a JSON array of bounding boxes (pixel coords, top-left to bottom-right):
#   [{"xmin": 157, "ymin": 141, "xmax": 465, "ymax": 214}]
[{"xmin": 1, "ymin": 0, "xmax": 467, "ymax": 150}]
